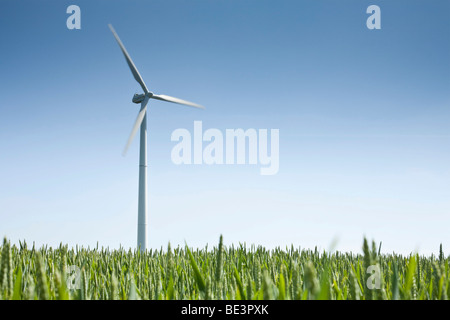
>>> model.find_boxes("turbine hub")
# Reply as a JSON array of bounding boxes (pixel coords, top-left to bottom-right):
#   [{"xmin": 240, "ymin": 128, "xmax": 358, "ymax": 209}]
[{"xmin": 146, "ymin": 92, "xmax": 154, "ymax": 98}]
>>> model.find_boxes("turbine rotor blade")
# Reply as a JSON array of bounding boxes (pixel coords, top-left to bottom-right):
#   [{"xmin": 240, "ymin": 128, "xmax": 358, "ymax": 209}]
[
  {"xmin": 151, "ymin": 94, "xmax": 205, "ymax": 109},
  {"xmin": 123, "ymin": 97, "xmax": 149, "ymax": 156},
  {"xmin": 108, "ymin": 24, "xmax": 149, "ymax": 94}
]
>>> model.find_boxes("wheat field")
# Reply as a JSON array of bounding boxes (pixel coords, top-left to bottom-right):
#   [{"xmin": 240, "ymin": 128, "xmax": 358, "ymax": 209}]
[{"xmin": 0, "ymin": 236, "xmax": 448, "ymax": 300}]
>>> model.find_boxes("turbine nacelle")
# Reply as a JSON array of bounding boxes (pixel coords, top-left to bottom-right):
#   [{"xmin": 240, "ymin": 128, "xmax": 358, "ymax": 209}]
[
  {"xmin": 132, "ymin": 93, "xmax": 145, "ymax": 104},
  {"xmin": 132, "ymin": 92, "xmax": 153, "ymax": 104}
]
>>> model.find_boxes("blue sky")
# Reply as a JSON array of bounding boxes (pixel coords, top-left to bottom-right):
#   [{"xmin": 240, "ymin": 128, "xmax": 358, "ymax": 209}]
[{"xmin": 0, "ymin": 0, "xmax": 449, "ymax": 255}]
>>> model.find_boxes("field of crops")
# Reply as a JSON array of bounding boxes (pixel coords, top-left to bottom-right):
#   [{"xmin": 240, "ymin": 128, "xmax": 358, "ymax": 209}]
[{"xmin": 0, "ymin": 236, "xmax": 448, "ymax": 300}]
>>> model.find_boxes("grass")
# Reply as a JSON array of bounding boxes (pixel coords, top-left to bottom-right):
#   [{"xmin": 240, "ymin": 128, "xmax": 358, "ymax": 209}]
[{"xmin": 0, "ymin": 236, "xmax": 448, "ymax": 300}]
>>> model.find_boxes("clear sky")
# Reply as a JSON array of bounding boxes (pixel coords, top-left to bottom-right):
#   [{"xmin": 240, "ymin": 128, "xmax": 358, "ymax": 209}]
[{"xmin": 0, "ymin": 0, "xmax": 449, "ymax": 255}]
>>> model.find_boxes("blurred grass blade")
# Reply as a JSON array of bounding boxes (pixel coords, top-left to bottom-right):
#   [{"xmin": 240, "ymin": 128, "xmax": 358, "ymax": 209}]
[
  {"xmin": 186, "ymin": 244, "xmax": 206, "ymax": 292},
  {"xmin": 12, "ymin": 267, "xmax": 22, "ymax": 300},
  {"xmin": 234, "ymin": 266, "xmax": 246, "ymax": 300}
]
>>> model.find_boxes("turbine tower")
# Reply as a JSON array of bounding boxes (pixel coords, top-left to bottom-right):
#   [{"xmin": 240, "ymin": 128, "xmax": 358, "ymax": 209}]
[{"xmin": 109, "ymin": 24, "xmax": 204, "ymax": 251}]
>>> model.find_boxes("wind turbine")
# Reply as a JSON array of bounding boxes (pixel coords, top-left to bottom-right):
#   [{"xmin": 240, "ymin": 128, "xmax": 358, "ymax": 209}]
[{"xmin": 108, "ymin": 24, "xmax": 204, "ymax": 252}]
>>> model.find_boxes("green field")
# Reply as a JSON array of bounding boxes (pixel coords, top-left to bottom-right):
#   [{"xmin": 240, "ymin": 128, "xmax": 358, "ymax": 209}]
[{"xmin": 0, "ymin": 236, "xmax": 448, "ymax": 300}]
